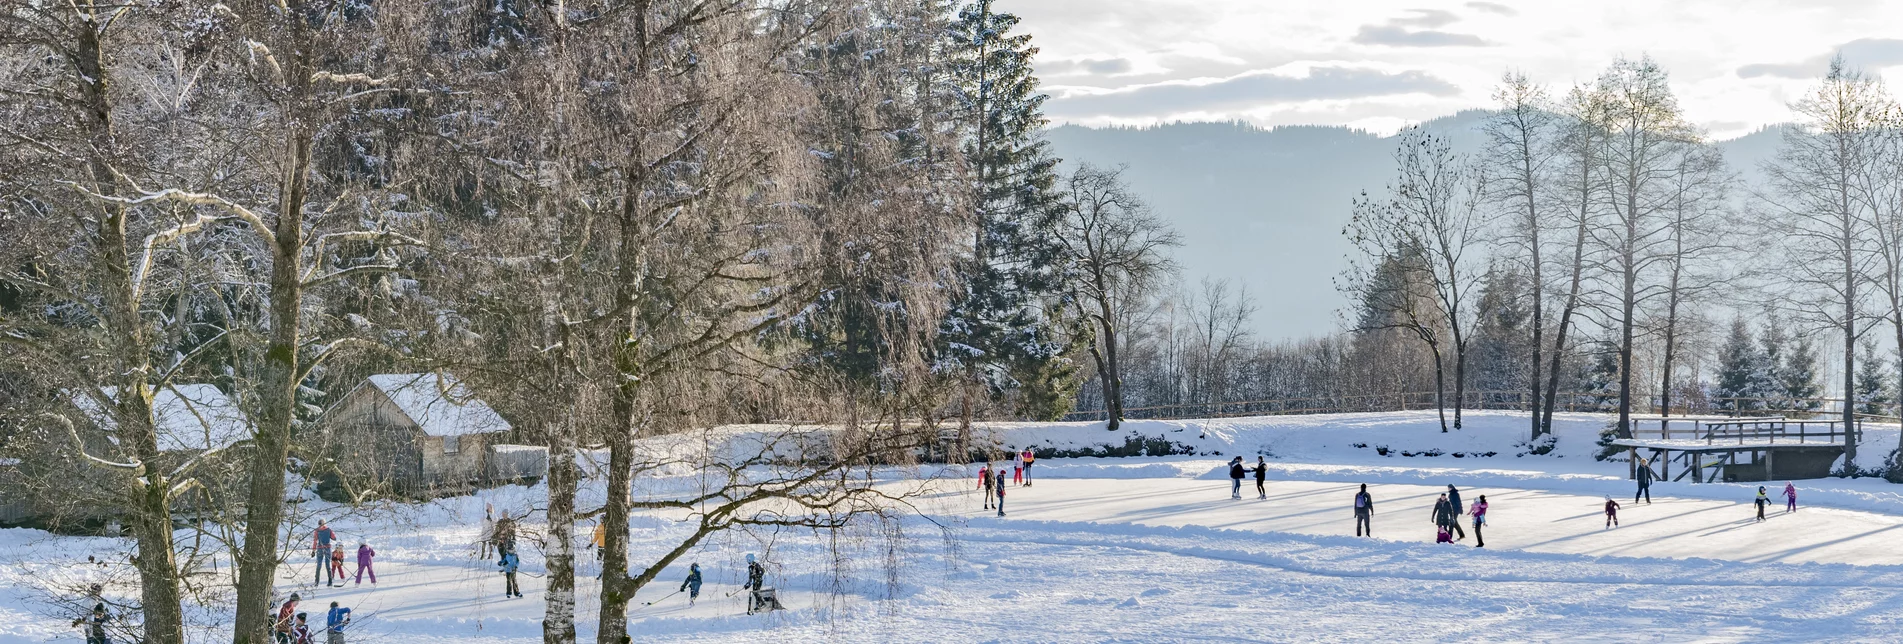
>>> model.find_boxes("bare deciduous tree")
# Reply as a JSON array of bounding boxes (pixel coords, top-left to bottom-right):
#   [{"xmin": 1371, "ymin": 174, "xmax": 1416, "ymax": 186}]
[{"xmin": 1056, "ymin": 164, "xmax": 1180, "ymax": 431}]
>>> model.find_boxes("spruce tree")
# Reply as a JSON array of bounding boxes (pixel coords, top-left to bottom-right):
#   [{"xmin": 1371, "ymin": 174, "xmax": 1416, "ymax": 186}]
[
  {"xmin": 1713, "ymin": 318, "xmax": 1765, "ymax": 414},
  {"xmin": 1782, "ymin": 336, "xmax": 1823, "ymax": 413},
  {"xmin": 1856, "ymin": 340, "xmax": 1893, "ymax": 417},
  {"xmin": 1757, "ymin": 318, "xmax": 1791, "ymax": 411},
  {"xmin": 941, "ymin": 0, "xmax": 1074, "ymax": 425}
]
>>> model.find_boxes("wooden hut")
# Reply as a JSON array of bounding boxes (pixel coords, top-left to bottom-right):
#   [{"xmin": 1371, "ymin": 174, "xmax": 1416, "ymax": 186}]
[{"xmin": 320, "ymin": 373, "xmax": 544, "ymax": 496}]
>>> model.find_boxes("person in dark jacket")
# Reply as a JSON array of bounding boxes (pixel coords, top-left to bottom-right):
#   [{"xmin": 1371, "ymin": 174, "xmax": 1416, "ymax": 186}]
[
  {"xmin": 1353, "ymin": 484, "xmax": 1374, "ymax": 537},
  {"xmin": 979, "ymin": 462, "xmax": 994, "ymax": 510},
  {"xmin": 1252, "ymin": 456, "xmax": 1268, "ymax": 499},
  {"xmin": 1430, "ymin": 493, "xmax": 1457, "ymax": 542},
  {"xmin": 742, "ymin": 554, "xmax": 768, "ymax": 613},
  {"xmin": 1227, "ymin": 457, "xmax": 1245, "ymax": 499},
  {"xmin": 994, "ymin": 469, "xmax": 1007, "ymax": 516},
  {"xmin": 1635, "ymin": 458, "xmax": 1655, "ymax": 504},
  {"xmin": 1445, "ymin": 485, "xmax": 1467, "ymax": 541},
  {"xmin": 680, "ymin": 563, "xmax": 703, "ymax": 605}
]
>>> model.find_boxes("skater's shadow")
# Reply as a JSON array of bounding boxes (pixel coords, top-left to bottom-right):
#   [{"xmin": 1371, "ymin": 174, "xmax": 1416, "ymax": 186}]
[{"xmin": 1738, "ymin": 522, "xmax": 1903, "ymax": 564}]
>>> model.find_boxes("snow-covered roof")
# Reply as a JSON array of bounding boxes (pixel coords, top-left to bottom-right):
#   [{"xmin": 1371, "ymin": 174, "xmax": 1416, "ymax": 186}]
[
  {"xmin": 364, "ymin": 373, "xmax": 511, "ymax": 437},
  {"xmin": 74, "ymin": 384, "xmax": 253, "ymax": 452}
]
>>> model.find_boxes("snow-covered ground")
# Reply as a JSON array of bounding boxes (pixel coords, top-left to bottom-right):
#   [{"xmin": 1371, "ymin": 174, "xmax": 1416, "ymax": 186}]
[{"xmin": 10, "ymin": 410, "xmax": 1903, "ymax": 642}]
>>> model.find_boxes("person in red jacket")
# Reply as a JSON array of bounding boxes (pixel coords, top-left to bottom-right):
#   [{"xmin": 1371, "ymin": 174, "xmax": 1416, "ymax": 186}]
[{"xmin": 978, "ymin": 462, "xmax": 994, "ymax": 510}]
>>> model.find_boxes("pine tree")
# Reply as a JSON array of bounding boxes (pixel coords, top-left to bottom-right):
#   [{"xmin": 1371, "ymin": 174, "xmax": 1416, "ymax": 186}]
[
  {"xmin": 1782, "ymin": 336, "xmax": 1823, "ymax": 413},
  {"xmin": 1713, "ymin": 318, "xmax": 1766, "ymax": 414},
  {"xmin": 1467, "ymin": 263, "xmax": 1531, "ymax": 397},
  {"xmin": 1757, "ymin": 318, "xmax": 1791, "ymax": 411},
  {"xmin": 941, "ymin": 0, "xmax": 1073, "ymax": 425},
  {"xmin": 1856, "ymin": 340, "xmax": 1893, "ymax": 417},
  {"xmin": 1582, "ymin": 340, "xmax": 1621, "ymax": 412}
]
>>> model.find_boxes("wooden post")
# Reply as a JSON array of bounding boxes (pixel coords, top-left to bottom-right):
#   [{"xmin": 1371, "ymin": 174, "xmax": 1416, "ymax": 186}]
[
  {"xmin": 1660, "ymin": 449, "xmax": 1669, "ymax": 481},
  {"xmin": 1629, "ymin": 448, "xmax": 1637, "ymax": 480},
  {"xmin": 1692, "ymin": 452, "xmax": 1703, "ymax": 483},
  {"xmin": 1765, "ymin": 449, "xmax": 1775, "ymax": 480}
]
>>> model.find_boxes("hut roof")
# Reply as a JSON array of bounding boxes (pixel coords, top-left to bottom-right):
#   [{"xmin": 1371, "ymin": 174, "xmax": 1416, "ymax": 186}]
[
  {"xmin": 362, "ymin": 373, "xmax": 511, "ymax": 437},
  {"xmin": 74, "ymin": 384, "xmax": 253, "ymax": 452}
]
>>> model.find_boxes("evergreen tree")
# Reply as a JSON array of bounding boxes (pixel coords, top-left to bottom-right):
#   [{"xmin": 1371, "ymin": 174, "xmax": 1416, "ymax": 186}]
[
  {"xmin": 1782, "ymin": 335, "xmax": 1823, "ymax": 412},
  {"xmin": 1757, "ymin": 318, "xmax": 1791, "ymax": 411},
  {"xmin": 1467, "ymin": 263, "xmax": 1531, "ymax": 397},
  {"xmin": 1856, "ymin": 340, "xmax": 1893, "ymax": 417},
  {"xmin": 1713, "ymin": 318, "xmax": 1767, "ymax": 414},
  {"xmin": 941, "ymin": 0, "xmax": 1074, "ymax": 423},
  {"xmin": 1582, "ymin": 340, "xmax": 1621, "ymax": 412}
]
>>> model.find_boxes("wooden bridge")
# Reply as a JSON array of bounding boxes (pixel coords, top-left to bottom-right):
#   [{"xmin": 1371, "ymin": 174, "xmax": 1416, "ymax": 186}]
[{"xmin": 1611, "ymin": 416, "xmax": 1849, "ymax": 483}]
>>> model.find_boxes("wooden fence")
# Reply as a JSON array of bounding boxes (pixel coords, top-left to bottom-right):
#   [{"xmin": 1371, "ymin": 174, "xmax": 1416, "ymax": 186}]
[{"xmin": 1064, "ymin": 391, "xmax": 1896, "ymax": 423}]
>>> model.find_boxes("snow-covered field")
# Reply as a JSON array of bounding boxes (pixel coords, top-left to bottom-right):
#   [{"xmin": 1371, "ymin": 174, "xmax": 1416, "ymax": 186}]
[{"xmin": 10, "ymin": 410, "xmax": 1903, "ymax": 642}]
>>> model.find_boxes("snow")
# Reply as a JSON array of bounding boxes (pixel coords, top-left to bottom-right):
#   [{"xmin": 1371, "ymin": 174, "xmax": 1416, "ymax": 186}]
[
  {"xmin": 362, "ymin": 373, "xmax": 511, "ymax": 437},
  {"xmin": 72, "ymin": 384, "xmax": 252, "ymax": 452},
  {"xmin": 13, "ymin": 410, "xmax": 1903, "ymax": 642}
]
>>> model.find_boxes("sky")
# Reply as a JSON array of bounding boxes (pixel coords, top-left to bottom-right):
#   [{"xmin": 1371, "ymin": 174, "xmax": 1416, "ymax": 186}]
[{"xmin": 1015, "ymin": 0, "xmax": 1903, "ymax": 139}]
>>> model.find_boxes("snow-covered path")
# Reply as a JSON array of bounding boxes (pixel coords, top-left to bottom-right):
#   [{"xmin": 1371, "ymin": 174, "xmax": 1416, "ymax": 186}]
[{"xmin": 956, "ymin": 477, "xmax": 1902, "ymax": 566}]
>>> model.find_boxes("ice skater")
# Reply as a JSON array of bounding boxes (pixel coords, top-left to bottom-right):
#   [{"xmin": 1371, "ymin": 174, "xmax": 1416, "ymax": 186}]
[
  {"xmin": 1012, "ymin": 451, "xmax": 1024, "ymax": 486},
  {"xmin": 1431, "ymin": 493, "xmax": 1457, "ymax": 543},
  {"xmin": 1783, "ymin": 481, "xmax": 1798, "ymax": 513},
  {"xmin": 324, "ymin": 601, "xmax": 351, "ymax": 644},
  {"xmin": 1468, "ymin": 494, "xmax": 1488, "ymax": 548},
  {"xmin": 1603, "ymin": 496, "xmax": 1620, "ymax": 528},
  {"xmin": 1252, "ymin": 456, "xmax": 1268, "ymax": 499},
  {"xmin": 1021, "ymin": 448, "xmax": 1036, "ymax": 487},
  {"xmin": 742, "ymin": 554, "xmax": 768, "ymax": 614},
  {"xmin": 328, "ymin": 544, "xmax": 347, "ymax": 587},
  {"xmin": 354, "ymin": 542, "xmax": 376, "ymax": 585},
  {"xmin": 1352, "ymin": 484, "xmax": 1374, "ymax": 537},
  {"xmin": 1445, "ymin": 485, "xmax": 1468, "ymax": 541},
  {"xmin": 311, "ymin": 521, "xmax": 337, "ymax": 586},
  {"xmin": 499, "ymin": 547, "xmax": 522, "ymax": 598},
  {"xmin": 479, "ymin": 504, "xmax": 496, "ymax": 559},
  {"xmin": 1754, "ymin": 486, "xmax": 1769, "ymax": 522},
  {"xmin": 1227, "ymin": 457, "xmax": 1245, "ymax": 499},
  {"xmin": 1635, "ymin": 457, "xmax": 1655, "ymax": 505},
  {"xmin": 979, "ymin": 461, "xmax": 995, "ymax": 510},
  {"xmin": 680, "ymin": 563, "xmax": 703, "ymax": 605},
  {"xmin": 994, "ymin": 468, "xmax": 1008, "ymax": 516}
]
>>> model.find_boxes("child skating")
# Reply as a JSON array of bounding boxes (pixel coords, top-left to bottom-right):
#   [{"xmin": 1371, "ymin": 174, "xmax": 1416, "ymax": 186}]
[
  {"xmin": 980, "ymin": 461, "xmax": 995, "ymax": 510},
  {"xmin": 1604, "ymin": 496, "xmax": 1620, "ymax": 528},
  {"xmin": 1755, "ymin": 486, "xmax": 1769, "ymax": 522},
  {"xmin": 1784, "ymin": 481, "xmax": 1797, "ymax": 513}
]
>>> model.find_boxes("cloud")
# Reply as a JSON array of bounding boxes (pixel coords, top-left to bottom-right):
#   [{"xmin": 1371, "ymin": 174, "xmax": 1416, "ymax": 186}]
[
  {"xmin": 1392, "ymin": 9, "xmax": 1459, "ymax": 29},
  {"xmin": 1353, "ymin": 25, "xmax": 1490, "ymax": 47},
  {"xmin": 1041, "ymin": 57, "xmax": 1137, "ymax": 76},
  {"xmin": 1048, "ymin": 66, "xmax": 1461, "ymax": 118},
  {"xmin": 1737, "ymin": 38, "xmax": 1903, "ymax": 79},
  {"xmin": 1353, "ymin": 10, "xmax": 1490, "ymax": 47},
  {"xmin": 1464, "ymin": 1, "xmax": 1516, "ymax": 16}
]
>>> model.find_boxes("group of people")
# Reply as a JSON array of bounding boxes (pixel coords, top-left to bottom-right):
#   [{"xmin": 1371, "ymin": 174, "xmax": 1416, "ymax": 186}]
[
  {"xmin": 478, "ymin": 504, "xmax": 526, "ymax": 598},
  {"xmin": 270, "ymin": 592, "xmax": 354, "ymax": 644},
  {"xmin": 1349, "ymin": 483, "xmax": 1487, "ymax": 546},
  {"xmin": 976, "ymin": 449, "xmax": 1038, "ymax": 516},
  {"xmin": 1226, "ymin": 456, "xmax": 1269, "ymax": 500},
  {"xmin": 310, "ymin": 520, "xmax": 377, "ymax": 587}
]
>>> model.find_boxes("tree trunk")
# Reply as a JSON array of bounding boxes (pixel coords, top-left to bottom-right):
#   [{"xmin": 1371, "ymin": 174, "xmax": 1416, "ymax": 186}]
[
  {"xmin": 1615, "ymin": 194, "xmax": 1638, "ymax": 440},
  {"xmin": 1099, "ymin": 304, "xmax": 1124, "ymax": 431},
  {"xmin": 1431, "ymin": 345, "xmax": 1449, "ymax": 432},
  {"xmin": 542, "ymin": 414, "xmax": 579, "ymax": 644},
  {"xmin": 233, "ymin": 132, "xmax": 313, "ymax": 644},
  {"xmin": 597, "ymin": 378, "xmax": 636, "ymax": 643}
]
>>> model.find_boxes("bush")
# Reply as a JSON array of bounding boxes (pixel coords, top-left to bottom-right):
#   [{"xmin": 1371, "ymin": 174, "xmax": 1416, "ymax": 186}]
[{"xmin": 1593, "ymin": 425, "xmax": 1624, "ymax": 462}]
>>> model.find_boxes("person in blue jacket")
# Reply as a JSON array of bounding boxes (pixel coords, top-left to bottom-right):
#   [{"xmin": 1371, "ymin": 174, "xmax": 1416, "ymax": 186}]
[
  {"xmin": 324, "ymin": 601, "xmax": 351, "ymax": 644},
  {"xmin": 499, "ymin": 548, "xmax": 522, "ymax": 598},
  {"xmin": 680, "ymin": 563, "xmax": 703, "ymax": 605}
]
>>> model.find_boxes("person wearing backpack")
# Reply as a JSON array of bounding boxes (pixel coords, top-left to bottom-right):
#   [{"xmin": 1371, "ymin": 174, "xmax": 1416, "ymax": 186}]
[{"xmin": 1352, "ymin": 484, "xmax": 1374, "ymax": 537}]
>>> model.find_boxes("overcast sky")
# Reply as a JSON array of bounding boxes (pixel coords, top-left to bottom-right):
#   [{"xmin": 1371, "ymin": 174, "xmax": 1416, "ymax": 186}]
[{"xmin": 1016, "ymin": 0, "xmax": 1903, "ymax": 139}]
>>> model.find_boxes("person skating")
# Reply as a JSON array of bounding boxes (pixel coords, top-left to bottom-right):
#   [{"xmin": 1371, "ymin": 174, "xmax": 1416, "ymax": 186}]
[
  {"xmin": 1227, "ymin": 457, "xmax": 1245, "ymax": 499},
  {"xmin": 1021, "ymin": 449, "xmax": 1036, "ymax": 487},
  {"xmin": 72, "ymin": 588, "xmax": 108, "ymax": 644},
  {"xmin": 1431, "ymin": 493, "xmax": 1457, "ymax": 543},
  {"xmin": 979, "ymin": 461, "xmax": 995, "ymax": 510},
  {"xmin": 995, "ymin": 469, "xmax": 1007, "ymax": 516},
  {"xmin": 1353, "ymin": 484, "xmax": 1374, "ymax": 537},
  {"xmin": 1252, "ymin": 456, "xmax": 1268, "ymax": 499},
  {"xmin": 499, "ymin": 548, "xmax": 522, "ymax": 598},
  {"xmin": 742, "ymin": 553, "xmax": 768, "ymax": 614},
  {"xmin": 1469, "ymin": 495, "xmax": 1489, "ymax": 548},
  {"xmin": 290, "ymin": 613, "xmax": 314, "ymax": 644},
  {"xmin": 680, "ymin": 563, "xmax": 703, "ymax": 605},
  {"xmin": 1755, "ymin": 486, "xmax": 1769, "ymax": 522},
  {"xmin": 312, "ymin": 521, "xmax": 337, "ymax": 586},
  {"xmin": 1635, "ymin": 457, "xmax": 1655, "ymax": 504},
  {"xmin": 324, "ymin": 601, "xmax": 351, "ymax": 644},
  {"xmin": 479, "ymin": 504, "xmax": 496, "ymax": 560},
  {"xmin": 273, "ymin": 593, "xmax": 301, "ymax": 644},
  {"xmin": 1784, "ymin": 481, "xmax": 1798, "ymax": 513},
  {"xmin": 1445, "ymin": 485, "xmax": 1468, "ymax": 541},
  {"xmin": 354, "ymin": 542, "xmax": 376, "ymax": 585},
  {"xmin": 1012, "ymin": 451, "xmax": 1024, "ymax": 486},
  {"xmin": 493, "ymin": 511, "xmax": 518, "ymax": 560},
  {"xmin": 1604, "ymin": 496, "xmax": 1620, "ymax": 528},
  {"xmin": 328, "ymin": 543, "xmax": 347, "ymax": 587}
]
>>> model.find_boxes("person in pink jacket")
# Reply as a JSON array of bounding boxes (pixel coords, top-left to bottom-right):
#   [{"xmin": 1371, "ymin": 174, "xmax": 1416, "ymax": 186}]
[{"xmin": 1783, "ymin": 482, "xmax": 1798, "ymax": 513}]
